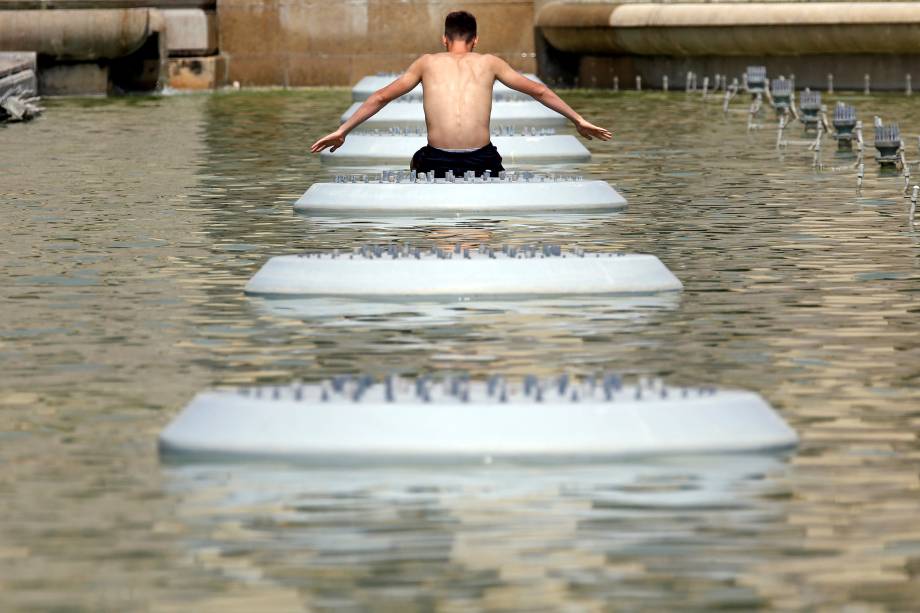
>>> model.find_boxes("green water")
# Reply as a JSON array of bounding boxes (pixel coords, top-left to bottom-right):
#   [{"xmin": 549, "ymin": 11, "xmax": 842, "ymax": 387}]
[{"xmin": 1, "ymin": 89, "xmax": 919, "ymax": 610}]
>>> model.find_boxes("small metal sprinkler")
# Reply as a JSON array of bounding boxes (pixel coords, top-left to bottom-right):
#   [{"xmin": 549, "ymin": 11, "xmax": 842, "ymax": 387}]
[
  {"xmin": 745, "ymin": 65, "xmax": 767, "ymax": 95},
  {"xmin": 662, "ymin": 75, "xmax": 668, "ymax": 92},
  {"xmin": 874, "ymin": 122, "xmax": 901, "ymax": 167},
  {"xmin": 771, "ymin": 78, "xmax": 793, "ymax": 115},
  {"xmin": 799, "ymin": 89, "xmax": 822, "ymax": 132},
  {"xmin": 864, "ymin": 74, "xmax": 871, "ymax": 95},
  {"xmin": 857, "ymin": 162, "xmax": 864, "ymax": 194},
  {"xmin": 827, "ymin": 73, "xmax": 834, "ymax": 94},
  {"xmin": 832, "ymin": 102, "xmax": 857, "ymax": 151}
]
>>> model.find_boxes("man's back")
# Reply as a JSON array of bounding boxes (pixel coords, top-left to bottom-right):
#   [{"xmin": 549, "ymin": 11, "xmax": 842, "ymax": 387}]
[
  {"xmin": 420, "ymin": 52, "xmax": 494, "ymax": 150},
  {"xmin": 310, "ymin": 9, "xmax": 611, "ymax": 173}
]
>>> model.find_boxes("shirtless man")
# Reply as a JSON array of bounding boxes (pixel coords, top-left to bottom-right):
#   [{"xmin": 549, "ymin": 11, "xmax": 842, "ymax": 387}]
[{"xmin": 311, "ymin": 10, "xmax": 611, "ymax": 178}]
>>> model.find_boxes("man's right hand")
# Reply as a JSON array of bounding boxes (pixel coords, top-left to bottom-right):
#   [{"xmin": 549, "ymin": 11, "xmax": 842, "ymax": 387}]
[
  {"xmin": 311, "ymin": 130, "xmax": 346, "ymax": 153},
  {"xmin": 575, "ymin": 120, "xmax": 612, "ymax": 141}
]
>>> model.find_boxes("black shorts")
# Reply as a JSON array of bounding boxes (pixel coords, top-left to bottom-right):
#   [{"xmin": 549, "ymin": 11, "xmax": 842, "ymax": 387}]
[{"xmin": 410, "ymin": 142, "xmax": 504, "ymax": 179}]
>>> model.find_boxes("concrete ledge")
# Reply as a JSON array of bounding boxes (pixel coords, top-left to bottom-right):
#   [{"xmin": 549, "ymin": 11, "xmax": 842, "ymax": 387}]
[
  {"xmin": 0, "ymin": 51, "xmax": 35, "ymax": 79},
  {"xmin": 537, "ymin": 2, "xmax": 920, "ymax": 56},
  {"xmin": 167, "ymin": 54, "xmax": 225, "ymax": 89},
  {"xmin": 0, "ymin": 69, "xmax": 37, "ymax": 98},
  {"xmin": 163, "ymin": 9, "xmax": 217, "ymax": 56}
]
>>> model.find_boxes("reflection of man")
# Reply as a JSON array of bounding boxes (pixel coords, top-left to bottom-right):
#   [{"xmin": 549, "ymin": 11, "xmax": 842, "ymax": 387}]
[{"xmin": 311, "ymin": 10, "xmax": 612, "ymax": 178}]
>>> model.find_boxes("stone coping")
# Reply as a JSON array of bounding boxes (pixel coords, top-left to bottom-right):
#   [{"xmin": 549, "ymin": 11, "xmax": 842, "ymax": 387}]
[
  {"xmin": 538, "ymin": 2, "xmax": 920, "ymax": 28},
  {"xmin": 537, "ymin": 1, "xmax": 920, "ymax": 55}
]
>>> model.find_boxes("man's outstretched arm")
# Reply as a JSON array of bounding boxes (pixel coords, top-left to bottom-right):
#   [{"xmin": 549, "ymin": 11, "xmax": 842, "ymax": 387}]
[
  {"xmin": 491, "ymin": 57, "xmax": 612, "ymax": 141},
  {"xmin": 311, "ymin": 57, "xmax": 426, "ymax": 153}
]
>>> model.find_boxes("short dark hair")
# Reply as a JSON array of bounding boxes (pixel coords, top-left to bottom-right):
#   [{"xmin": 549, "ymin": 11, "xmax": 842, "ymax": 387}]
[{"xmin": 444, "ymin": 11, "xmax": 477, "ymax": 43}]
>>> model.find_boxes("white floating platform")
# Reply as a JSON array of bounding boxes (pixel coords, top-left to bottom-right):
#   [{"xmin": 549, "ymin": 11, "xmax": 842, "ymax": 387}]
[
  {"xmin": 159, "ymin": 376, "xmax": 798, "ymax": 461},
  {"xmin": 321, "ymin": 134, "xmax": 590, "ymax": 165},
  {"xmin": 244, "ymin": 246, "xmax": 681, "ymax": 297},
  {"xmin": 341, "ymin": 100, "xmax": 567, "ymax": 129},
  {"xmin": 351, "ymin": 73, "xmax": 543, "ymax": 102},
  {"xmin": 295, "ymin": 175, "xmax": 625, "ymax": 215}
]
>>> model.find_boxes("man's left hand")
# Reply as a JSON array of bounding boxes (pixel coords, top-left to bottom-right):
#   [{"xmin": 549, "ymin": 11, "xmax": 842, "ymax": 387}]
[
  {"xmin": 576, "ymin": 120, "xmax": 612, "ymax": 141},
  {"xmin": 311, "ymin": 130, "xmax": 346, "ymax": 153}
]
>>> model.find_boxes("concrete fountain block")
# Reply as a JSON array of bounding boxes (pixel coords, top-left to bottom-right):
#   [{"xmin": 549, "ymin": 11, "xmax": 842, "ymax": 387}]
[
  {"xmin": 167, "ymin": 55, "xmax": 226, "ymax": 90},
  {"xmin": 162, "ymin": 9, "xmax": 218, "ymax": 57}
]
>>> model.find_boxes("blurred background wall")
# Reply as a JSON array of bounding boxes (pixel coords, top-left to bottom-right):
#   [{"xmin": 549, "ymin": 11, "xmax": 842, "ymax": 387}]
[{"xmin": 218, "ymin": 0, "xmax": 536, "ymax": 86}]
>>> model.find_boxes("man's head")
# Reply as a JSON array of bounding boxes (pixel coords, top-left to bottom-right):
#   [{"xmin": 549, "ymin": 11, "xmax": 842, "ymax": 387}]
[{"xmin": 443, "ymin": 11, "xmax": 478, "ymax": 50}]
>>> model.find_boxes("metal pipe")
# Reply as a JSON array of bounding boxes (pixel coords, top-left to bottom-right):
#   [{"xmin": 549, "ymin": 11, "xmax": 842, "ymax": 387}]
[
  {"xmin": 911, "ymin": 185, "xmax": 918, "ymax": 221},
  {"xmin": 0, "ymin": 9, "xmax": 155, "ymax": 61},
  {"xmin": 537, "ymin": 2, "xmax": 920, "ymax": 56}
]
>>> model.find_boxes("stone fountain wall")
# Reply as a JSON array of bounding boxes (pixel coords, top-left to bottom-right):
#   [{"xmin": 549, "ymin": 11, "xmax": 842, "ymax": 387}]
[{"xmin": 217, "ymin": 0, "xmax": 537, "ymax": 86}]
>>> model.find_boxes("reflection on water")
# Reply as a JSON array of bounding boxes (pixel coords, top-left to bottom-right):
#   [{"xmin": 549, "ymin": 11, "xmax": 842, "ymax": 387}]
[
  {"xmin": 248, "ymin": 294, "xmax": 680, "ymax": 330},
  {"xmin": 164, "ymin": 455, "xmax": 789, "ymax": 611},
  {"xmin": 2, "ymin": 89, "xmax": 920, "ymax": 610}
]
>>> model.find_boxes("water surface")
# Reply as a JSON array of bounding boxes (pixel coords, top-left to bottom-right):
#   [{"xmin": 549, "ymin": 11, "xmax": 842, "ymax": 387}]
[{"xmin": 2, "ymin": 89, "xmax": 919, "ymax": 610}]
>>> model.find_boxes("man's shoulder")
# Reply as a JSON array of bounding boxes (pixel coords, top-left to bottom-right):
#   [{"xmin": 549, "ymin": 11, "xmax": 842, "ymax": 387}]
[
  {"xmin": 408, "ymin": 53, "xmax": 434, "ymax": 74},
  {"xmin": 477, "ymin": 54, "xmax": 507, "ymax": 68}
]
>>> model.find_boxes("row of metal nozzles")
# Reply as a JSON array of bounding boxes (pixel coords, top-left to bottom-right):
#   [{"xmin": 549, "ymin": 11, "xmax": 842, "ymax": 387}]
[
  {"xmin": 601, "ymin": 67, "xmax": 912, "ymax": 94},
  {"xmin": 772, "ymin": 93, "xmax": 899, "ymax": 149},
  {"xmin": 749, "ymin": 66, "xmax": 912, "ymax": 95},
  {"xmin": 234, "ymin": 375, "xmax": 721, "ymax": 404},
  {"xmin": 295, "ymin": 243, "xmax": 617, "ymax": 260},
  {"xmin": 332, "ymin": 171, "xmax": 584, "ymax": 183}
]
